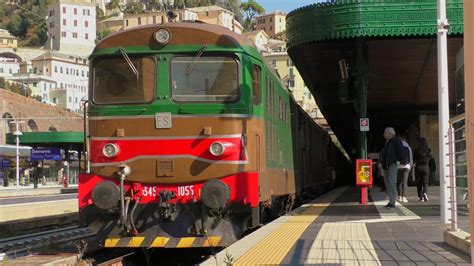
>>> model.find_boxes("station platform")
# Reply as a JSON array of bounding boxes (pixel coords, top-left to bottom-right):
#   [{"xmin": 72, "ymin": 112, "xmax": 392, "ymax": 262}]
[
  {"xmin": 203, "ymin": 186, "xmax": 471, "ymax": 265},
  {"xmin": 0, "ymin": 187, "xmax": 78, "ymax": 225},
  {"xmin": 0, "ymin": 184, "xmax": 78, "ymax": 198}
]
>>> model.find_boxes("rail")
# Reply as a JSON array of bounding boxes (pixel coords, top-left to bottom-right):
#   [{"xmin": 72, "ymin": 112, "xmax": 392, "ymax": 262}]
[
  {"xmin": 447, "ymin": 113, "xmax": 468, "ymax": 232},
  {"xmin": 0, "ymin": 226, "xmax": 94, "ymax": 259}
]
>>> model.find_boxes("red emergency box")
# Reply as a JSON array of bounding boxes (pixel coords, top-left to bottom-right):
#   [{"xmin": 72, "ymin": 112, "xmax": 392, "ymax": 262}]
[{"xmin": 356, "ymin": 159, "xmax": 373, "ymax": 205}]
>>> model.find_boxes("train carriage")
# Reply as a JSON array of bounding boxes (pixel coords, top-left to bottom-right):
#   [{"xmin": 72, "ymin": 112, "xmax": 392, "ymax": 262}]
[{"xmin": 78, "ymin": 22, "xmax": 349, "ymax": 249}]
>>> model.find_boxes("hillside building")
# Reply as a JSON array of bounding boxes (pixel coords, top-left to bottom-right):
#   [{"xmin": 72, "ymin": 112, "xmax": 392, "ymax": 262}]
[
  {"xmin": 46, "ymin": 0, "xmax": 97, "ymax": 56},
  {"xmin": 0, "ymin": 29, "xmax": 18, "ymax": 49},
  {"xmin": 255, "ymin": 11, "xmax": 286, "ymax": 38}
]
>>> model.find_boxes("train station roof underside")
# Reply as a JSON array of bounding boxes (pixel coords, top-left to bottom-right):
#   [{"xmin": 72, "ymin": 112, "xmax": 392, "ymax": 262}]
[{"xmin": 287, "ymin": 0, "xmax": 464, "ymax": 158}]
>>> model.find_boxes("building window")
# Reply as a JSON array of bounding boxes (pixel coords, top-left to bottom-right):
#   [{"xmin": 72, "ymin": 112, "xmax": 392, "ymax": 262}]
[
  {"xmin": 60, "ymin": 67, "xmax": 63, "ymax": 73},
  {"xmin": 153, "ymin": 16, "xmax": 156, "ymax": 24},
  {"xmin": 85, "ymin": 33, "xmax": 88, "ymax": 39},
  {"xmin": 87, "ymin": 9, "xmax": 90, "ymax": 16},
  {"xmin": 0, "ymin": 68, "xmax": 3, "ymax": 73},
  {"xmin": 280, "ymin": 18, "xmax": 282, "ymax": 22},
  {"xmin": 66, "ymin": 68, "xmax": 69, "ymax": 74},
  {"xmin": 74, "ymin": 8, "xmax": 77, "ymax": 15},
  {"xmin": 33, "ymin": 82, "xmax": 37, "ymax": 87},
  {"xmin": 46, "ymin": 68, "xmax": 49, "ymax": 73},
  {"xmin": 49, "ymin": 22, "xmax": 54, "ymax": 28},
  {"xmin": 289, "ymin": 67, "xmax": 294, "ymax": 77},
  {"xmin": 270, "ymin": 26, "xmax": 272, "ymax": 31},
  {"xmin": 63, "ymin": 7, "xmax": 66, "ymax": 13},
  {"xmin": 74, "ymin": 20, "xmax": 77, "ymax": 26},
  {"xmin": 81, "ymin": 70, "xmax": 84, "ymax": 77},
  {"xmin": 138, "ymin": 17, "xmax": 141, "ymax": 25},
  {"xmin": 55, "ymin": 66, "xmax": 58, "ymax": 72},
  {"xmin": 206, "ymin": 12, "xmax": 209, "ymax": 16},
  {"xmin": 270, "ymin": 17, "xmax": 273, "ymax": 22},
  {"xmin": 271, "ymin": 60, "xmax": 276, "ymax": 68},
  {"xmin": 62, "ymin": 31, "xmax": 66, "ymax": 37},
  {"xmin": 49, "ymin": 10, "xmax": 54, "ymax": 16},
  {"xmin": 69, "ymin": 97, "xmax": 72, "ymax": 103},
  {"xmin": 63, "ymin": 19, "xmax": 66, "ymax": 26},
  {"xmin": 85, "ymin": 21, "xmax": 88, "ymax": 27},
  {"xmin": 287, "ymin": 59, "xmax": 293, "ymax": 66},
  {"xmin": 73, "ymin": 32, "xmax": 78, "ymax": 38},
  {"xmin": 288, "ymin": 79, "xmax": 295, "ymax": 88}
]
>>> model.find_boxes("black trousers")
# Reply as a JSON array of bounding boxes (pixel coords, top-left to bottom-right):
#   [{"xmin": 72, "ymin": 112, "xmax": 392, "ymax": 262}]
[{"xmin": 416, "ymin": 164, "xmax": 429, "ymax": 198}]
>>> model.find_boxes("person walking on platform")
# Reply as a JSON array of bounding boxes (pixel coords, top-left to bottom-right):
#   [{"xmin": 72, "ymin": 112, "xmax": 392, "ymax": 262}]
[
  {"xmin": 414, "ymin": 138, "xmax": 432, "ymax": 202},
  {"xmin": 397, "ymin": 135, "xmax": 413, "ymax": 203},
  {"xmin": 380, "ymin": 127, "xmax": 404, "ymax": 208}
]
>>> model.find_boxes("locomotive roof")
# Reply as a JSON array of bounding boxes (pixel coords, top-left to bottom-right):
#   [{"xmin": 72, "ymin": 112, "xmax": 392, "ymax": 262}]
[{"xmin": 95, "ymin": 22, "xmax": 255, "ymax": 51}]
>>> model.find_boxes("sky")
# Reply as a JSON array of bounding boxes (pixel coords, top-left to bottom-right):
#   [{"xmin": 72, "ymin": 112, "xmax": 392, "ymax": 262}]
[{"xmin": 255, "ymin": 0, "xmax": 327, "ymax": 13}]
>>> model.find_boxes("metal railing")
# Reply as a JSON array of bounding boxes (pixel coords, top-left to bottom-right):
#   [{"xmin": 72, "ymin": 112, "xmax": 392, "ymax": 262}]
[{"xmin": 447, "ymin": 113, "xmax": 468, "ymax": 231}]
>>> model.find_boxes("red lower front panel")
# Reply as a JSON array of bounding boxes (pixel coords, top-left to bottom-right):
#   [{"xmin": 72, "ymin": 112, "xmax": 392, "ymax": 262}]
[{"xmin": 78, "ymin": 172, "xmax": 259, "ymax": 209}]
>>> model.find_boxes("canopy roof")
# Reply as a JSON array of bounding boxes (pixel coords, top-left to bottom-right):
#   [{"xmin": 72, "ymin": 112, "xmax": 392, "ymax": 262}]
[{"xmin": 287, "ymin": 0, "xmax": 464, "ymax": 156}]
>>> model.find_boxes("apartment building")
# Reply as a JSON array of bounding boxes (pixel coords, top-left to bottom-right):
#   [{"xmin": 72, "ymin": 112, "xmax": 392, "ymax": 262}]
[
  {"xmin": 263, "ymin": 42, "xmax": 320, "ymax": 119},
  {"xmin": 0, "ymin": 29, "xmax": 18, "ymax": 49},
  {"xmin": 0, "ymin": 53, "xmax": 20, "ymax": 78},
  {"xmin": 243, "ymin": 30, "xmax": 269, "ymax": 52},
  {"xmin": 255, "ymin": 11, "xmax": 286, "ymax": 38},
  {"xmin": 123, "ymin": 5, "xmax": 242, "ymax": 33},
  {"xmin": 189, "ymin": 5, "xmax": 243, "ymax": 33},
  {"xmin": 124, "ymin": 9, "xmax": 198, "ymax": 30},
  {"xmin": 9, "ymin": 51, "xmax": 88, "ymax": 111},
  {"xmin": 46, "ymin": 0, "xmax": 97, "ymax": 56}
]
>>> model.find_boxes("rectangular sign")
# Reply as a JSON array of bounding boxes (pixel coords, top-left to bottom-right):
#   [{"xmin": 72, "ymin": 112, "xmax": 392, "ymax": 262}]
[
  {"xmin": 0, "ymin": 158, "xmax": 11, "ymax": 169},
  {"xmin": 356, "ymin": 159, "xmax": 373, "ymax": 187},
  {"xmin": 360, "ymin": 118, "xmax": 369, "ymax": 131},
  {"xmin": 30, "ymin": 148, "xmax": 62, "ymax": 161}
]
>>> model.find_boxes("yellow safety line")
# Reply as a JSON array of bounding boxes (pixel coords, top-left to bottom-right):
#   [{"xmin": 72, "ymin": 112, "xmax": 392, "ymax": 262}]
[
  {"xmin": 176, "ymin": 237, "xmax": 196, "ymax": 248},
  {"xmin": 104, "ymin": 238, "xmax": 120, "ymax": 248},
  {"xmin": 150, "ymin": 237, "xmax": 170, "ymax": 247},
  {"xmin": 235, "ymin": 187, "xmax": 346, "ymax": 265}
]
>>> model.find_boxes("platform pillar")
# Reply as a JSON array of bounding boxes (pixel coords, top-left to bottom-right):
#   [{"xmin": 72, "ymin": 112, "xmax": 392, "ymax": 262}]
[
  {"xmin": 462, "ymin": 0, "xmax": 474, "ymax": 261},
  {"xmin": 356, "ymin": 38, "xmax": 368, "ymax": 159}
]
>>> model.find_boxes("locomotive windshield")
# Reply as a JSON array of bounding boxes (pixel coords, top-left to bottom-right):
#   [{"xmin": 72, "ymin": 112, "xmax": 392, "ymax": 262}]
[
  {"xmin": 171, "ymin": 56, "xmax": 239, "ymax": 103},
  {"xmin": 92, "ymin": 56, "xmax": 155, "ymax": 104}
]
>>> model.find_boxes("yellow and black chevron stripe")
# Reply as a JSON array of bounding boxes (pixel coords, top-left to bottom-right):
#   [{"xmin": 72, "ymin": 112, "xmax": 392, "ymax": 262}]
[{"xmin": 104, "ymin": 236, "xmax": 223, "ymax": 248}]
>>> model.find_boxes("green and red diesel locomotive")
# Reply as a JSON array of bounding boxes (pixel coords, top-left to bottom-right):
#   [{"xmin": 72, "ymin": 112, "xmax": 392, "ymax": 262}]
[{"xmin": 78, "ymin": 22, "xmax": 350, "ymax": 248}]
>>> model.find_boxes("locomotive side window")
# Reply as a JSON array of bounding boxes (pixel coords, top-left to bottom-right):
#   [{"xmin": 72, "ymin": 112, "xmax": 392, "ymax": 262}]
[
  {"xmin": 251, "ymin": 65, "xmax": 261, "ymax": 105},
  {"xmin": 171, "ymin": 56, "xmax": 239, "ymax": 103},
  {"xmin": 92, "ymin": 56, "xmax": 155, "ymax": 104}
]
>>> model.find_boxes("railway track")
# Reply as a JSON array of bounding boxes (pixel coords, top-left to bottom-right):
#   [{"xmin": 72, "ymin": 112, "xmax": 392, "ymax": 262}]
[{"xmin": 0, "ymin": 226, "xmax": 94, "ymax": 259}]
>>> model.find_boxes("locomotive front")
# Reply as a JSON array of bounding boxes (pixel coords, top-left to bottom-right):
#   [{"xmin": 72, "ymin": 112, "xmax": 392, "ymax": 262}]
[{"xmin": 78, "ymin": 23, "xmax": 264, "ymax": 248}]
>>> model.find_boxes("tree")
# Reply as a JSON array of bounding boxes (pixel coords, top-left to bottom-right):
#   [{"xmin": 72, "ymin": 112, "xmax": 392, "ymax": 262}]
[
  {"xmin": 96, "ymin": 6, "xmax": 105, "ymax": 21},
  {"xmin": 97, "ymin": 29, "xmax": 111, "ymax": 41},
  {"xmin": 124, "ymin": 2, "xmax": 144, "ymax": 14},
  {"xmin": 274, "ymin": 30, "xmax": 287, "ymax": 41},
  {"xmin": 6, "ymin": 14, "xmax": 22, "ymax": 37},
  {"xmin": 240, "ymin": 0, "xmax": 264, "ymax": 32}
]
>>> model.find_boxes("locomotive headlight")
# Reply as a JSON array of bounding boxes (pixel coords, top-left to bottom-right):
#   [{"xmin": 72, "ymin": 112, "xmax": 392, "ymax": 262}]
[
  {"xmin": 154, "ymin": 29, "xmax": 170, "ymax": 45},
  {"xmin": 209, "ymin": 141, "xmax": 225, "ymax": 156},
  {"xmin": 103, "ymin": 143, "xmax": 120, "ymax": 158}
]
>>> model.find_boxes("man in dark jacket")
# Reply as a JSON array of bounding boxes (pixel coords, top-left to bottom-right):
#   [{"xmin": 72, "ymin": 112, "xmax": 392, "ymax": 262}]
[{"xmin": 380, "ymin": 127, "xmax": 404, "ymax": 208}]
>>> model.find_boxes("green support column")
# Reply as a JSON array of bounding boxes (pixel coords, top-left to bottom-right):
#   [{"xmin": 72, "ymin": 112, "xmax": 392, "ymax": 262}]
[{"xmin": 356, "ymin": 38, "xmax": 368, "ymax": 159}]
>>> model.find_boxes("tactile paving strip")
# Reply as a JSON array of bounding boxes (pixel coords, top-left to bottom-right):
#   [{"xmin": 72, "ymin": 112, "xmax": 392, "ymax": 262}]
[{"xmin": 234, "ymin": 187, "xmax": 347, "ymax": 265}]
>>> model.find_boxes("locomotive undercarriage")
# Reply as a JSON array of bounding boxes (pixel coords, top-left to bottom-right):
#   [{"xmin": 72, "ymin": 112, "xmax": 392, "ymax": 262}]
[{"xmin": 80, "ymin": 200, "xmax": 255, "ymax": 248}]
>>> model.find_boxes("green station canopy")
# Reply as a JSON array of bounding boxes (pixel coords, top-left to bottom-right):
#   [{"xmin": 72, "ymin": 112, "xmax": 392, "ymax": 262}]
[{"xmin": 6, "ymin": 132, "xmax": 84, "ymax": 149}]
